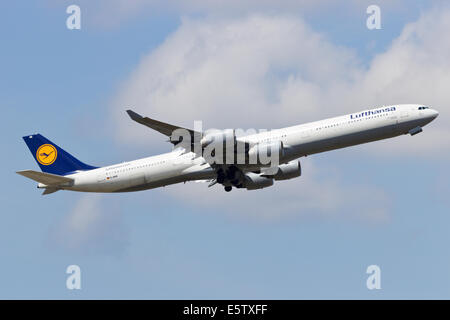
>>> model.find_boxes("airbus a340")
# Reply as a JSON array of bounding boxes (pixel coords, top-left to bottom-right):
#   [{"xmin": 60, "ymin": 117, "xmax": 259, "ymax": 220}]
[{"xmin": 17, "ymin": 104, "xmax": 438, "ymax": 194}]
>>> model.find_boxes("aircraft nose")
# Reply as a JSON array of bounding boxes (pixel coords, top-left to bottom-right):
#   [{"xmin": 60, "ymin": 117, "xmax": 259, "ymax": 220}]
[{"xmin": 431, "ymin": 109, "xmax": 439, "ymax": 119}]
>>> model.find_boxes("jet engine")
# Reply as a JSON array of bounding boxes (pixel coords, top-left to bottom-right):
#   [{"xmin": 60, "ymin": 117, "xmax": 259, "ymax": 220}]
[
  {"xmin": 244, "ymin": 172, "xmax": 274, "ymax": 190},
  {"xmin": 271, "ymin": 160, "xmax": 301, "ymax": 181}
]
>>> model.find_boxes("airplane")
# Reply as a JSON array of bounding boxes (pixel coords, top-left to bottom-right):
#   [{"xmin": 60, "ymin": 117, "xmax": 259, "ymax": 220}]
[{"xmin": 17, "ymin": 104, "xmax": 438, "ymax": 195}]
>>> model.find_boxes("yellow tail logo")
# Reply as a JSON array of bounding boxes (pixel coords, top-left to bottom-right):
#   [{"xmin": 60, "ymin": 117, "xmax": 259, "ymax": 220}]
[{"xmin": 36, "ymin": 144, "xmax": 57, "ymax": 165}]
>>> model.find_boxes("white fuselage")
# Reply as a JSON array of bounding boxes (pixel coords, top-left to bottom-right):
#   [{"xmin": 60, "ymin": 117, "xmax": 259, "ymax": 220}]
[{"xmin": 59, "ymin": 104, "xmax": 438, "ymax": 193}]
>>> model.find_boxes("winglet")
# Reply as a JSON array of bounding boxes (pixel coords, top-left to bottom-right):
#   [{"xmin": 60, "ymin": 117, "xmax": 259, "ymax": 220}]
[{"xmin": 126, "ymin": 109, "xmax": 144, "ymax": 123}]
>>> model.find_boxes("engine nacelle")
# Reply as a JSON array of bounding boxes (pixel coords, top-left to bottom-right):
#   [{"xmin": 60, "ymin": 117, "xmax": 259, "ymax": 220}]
[
  {"xmin": 272, "ymin": 160, "xmax": 301, "ymax": 181},
  {"xmin": 200, "ymin": 129, "xmax": 236, "ymax": 148},
  {"xmin": 247, "ymin": 140, "xmax": 284, "ymax": 165},
  {"xmin": 244, "ymin": 172, "xmax": 274, "ymax": 190}
]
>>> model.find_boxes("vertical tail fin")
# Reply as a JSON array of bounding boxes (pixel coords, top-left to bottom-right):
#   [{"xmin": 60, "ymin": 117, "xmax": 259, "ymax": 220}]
[{"xmin": 22, "ymin": 134, "xmax": 97, "ymax": 175}]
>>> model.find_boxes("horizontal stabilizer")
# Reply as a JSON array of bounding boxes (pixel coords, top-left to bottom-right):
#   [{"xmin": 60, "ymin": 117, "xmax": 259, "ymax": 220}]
[{"xmin": 16, "ymin": 170, "xmax": 73, "ymax": 186}]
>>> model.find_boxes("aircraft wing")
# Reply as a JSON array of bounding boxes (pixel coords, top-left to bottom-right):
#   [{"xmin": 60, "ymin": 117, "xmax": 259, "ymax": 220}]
[
  {"xmin": 126, "ymin": 110, "xmax": 200, "ymax": 145},
  {"xmin": 126, "ymin": 109, "xmax": 250, "ymax": 163}
]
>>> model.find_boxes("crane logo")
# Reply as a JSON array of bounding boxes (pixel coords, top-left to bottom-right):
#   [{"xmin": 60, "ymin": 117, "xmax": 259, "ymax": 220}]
[{"xmin": 36, "ymin": 144, "xmax": 58, "ymax": 165}]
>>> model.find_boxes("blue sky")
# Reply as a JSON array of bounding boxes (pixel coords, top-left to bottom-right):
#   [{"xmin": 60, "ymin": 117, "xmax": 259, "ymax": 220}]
[{"xmin": 1, "ymin": 0, "xmax": 450, "ymax": 299}]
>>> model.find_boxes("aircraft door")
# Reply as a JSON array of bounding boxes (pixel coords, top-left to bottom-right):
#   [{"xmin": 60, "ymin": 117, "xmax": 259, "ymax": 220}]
[
  {"xmin": 399, "ymin": 108, "xmax": 410, "ymax": 122},
  {"xmin": 96, "ymin": 172, "xmax": 106, "ymax": 183}
]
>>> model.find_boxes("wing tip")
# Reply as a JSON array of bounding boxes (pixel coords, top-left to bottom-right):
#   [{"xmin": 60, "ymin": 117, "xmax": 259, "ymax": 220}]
[{"xmin": 126, "ymin": 109, "xmax": 143, "ymax": 120}]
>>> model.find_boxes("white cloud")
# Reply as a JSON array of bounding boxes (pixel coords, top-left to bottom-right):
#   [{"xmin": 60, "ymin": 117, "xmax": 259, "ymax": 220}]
[
  {"xmin": 47, "ymin": 195, "xmax": 130, "ymax": 256},
  {"xmin": 113, "ymin": 14, "xmax": 361, "ymax": 144},
  {"xmin": 105, "ymin": 7, "xmax": 450, "ymax": 223},
  {"xmin": 352, "ymin": 7, "xmax": 450, "ymax": 154},
  {"xmin": 113, "ymin": 9, "xmax": 450, "ymax": 157}
]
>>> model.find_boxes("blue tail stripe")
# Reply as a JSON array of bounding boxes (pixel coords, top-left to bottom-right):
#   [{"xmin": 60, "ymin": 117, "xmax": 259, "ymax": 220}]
[{"xmin": 23, "ymin": 134, "xmax": 97, "ymax": 175}]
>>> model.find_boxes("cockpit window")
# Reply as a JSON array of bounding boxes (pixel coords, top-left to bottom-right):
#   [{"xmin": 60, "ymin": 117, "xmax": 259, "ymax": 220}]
[{"xmin": 418, "ymin": 106, "xmax": 429, "ymax": 110}]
